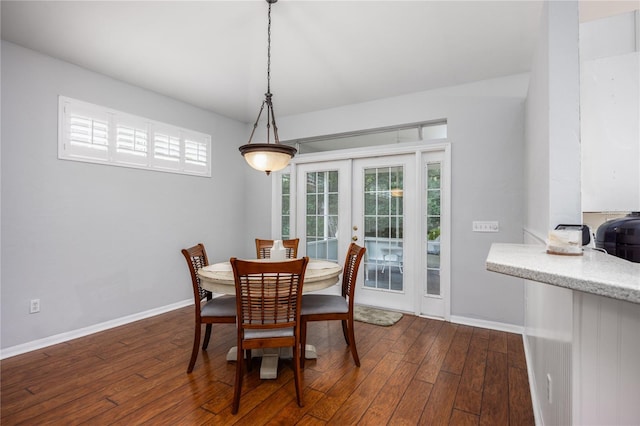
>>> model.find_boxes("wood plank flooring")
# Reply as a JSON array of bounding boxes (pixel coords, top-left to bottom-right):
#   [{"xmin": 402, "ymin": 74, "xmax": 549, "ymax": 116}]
[{"xmin": 1, "ymin": 306, "xmax": 534, "ymax": 425}]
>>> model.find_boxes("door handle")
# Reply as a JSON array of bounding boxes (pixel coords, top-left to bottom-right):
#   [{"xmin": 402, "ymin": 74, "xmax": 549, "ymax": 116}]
[{"xmin": 352, "ymin": 236, "xmax": 358, "ymax": 241}]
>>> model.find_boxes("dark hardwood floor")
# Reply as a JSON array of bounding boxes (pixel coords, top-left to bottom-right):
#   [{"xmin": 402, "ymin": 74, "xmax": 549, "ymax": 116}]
[{"xmin": 1, "ymin": 306, "xmax": 534, "ymax": 425}]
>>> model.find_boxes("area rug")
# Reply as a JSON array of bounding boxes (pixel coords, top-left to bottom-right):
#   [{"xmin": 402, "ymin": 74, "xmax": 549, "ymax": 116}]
[{"xmin": 354, "ymin": 305, "xmax": 403, "ymax": 326}]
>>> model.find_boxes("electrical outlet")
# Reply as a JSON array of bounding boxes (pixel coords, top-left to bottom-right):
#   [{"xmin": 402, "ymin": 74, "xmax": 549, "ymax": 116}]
[
  {"xmin": 546, "ymin": 373, "xmax": 552, "ymax": 404},
  {"xmin": 472, "ymin": 221, "xmax": 499, "ymax": 232},
  {"xmin": 30, "ymin": 299, "xmax": 40, "ymax": 314}
]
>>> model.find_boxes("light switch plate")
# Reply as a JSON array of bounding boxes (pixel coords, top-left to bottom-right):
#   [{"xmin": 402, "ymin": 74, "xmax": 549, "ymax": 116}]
[{"xmin": 472, "ymin": 221, "xmax": 499, "ymax": 232}]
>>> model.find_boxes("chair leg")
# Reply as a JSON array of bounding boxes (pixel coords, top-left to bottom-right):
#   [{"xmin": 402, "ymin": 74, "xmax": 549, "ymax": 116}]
[
  {"xmin": 292, "ymin": 338, "xmax": 304, "ymax": 407},
  {"xmin": 246, "ymin": 350, "xmax": 253, "ymax": 372},
  {"xmin": 347, "ymin": 317, "xmax": 360, "ymax": 367},
  {"xmin": 341, "ymin": 319, "xmax": 349, "ymax": 345},
  {"xmin": 202, "ymin": 324, "xmax": 212, "ymax": 350},
  {"xmin": 232, "ymin": 343, "xmax": 244, "ymax": 414},
  {"xmin": 187, "ymin": 322, "xmax": 201, "ymax": 373},
  {"xmin": 300, "ymin": 319, "xmax": 307, "ymax": 368}
]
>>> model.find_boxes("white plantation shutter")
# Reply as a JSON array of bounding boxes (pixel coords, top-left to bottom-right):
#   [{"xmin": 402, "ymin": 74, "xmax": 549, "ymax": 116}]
[
  {"xmin": 69, "ymin": 115, "xmax": 108, "ymax": 151},
  {"xmin": 184, "ymin": 135, "xmax": 209, "ymax": 174},
  {"xmin": 153, "ymin": 132, "xmax": 181, "ymax": 162},
  {"xmin": 151, "ymin": 124, "xmax": 182, "ymax": 172},
  {"xmin": 114, "ymin": 113, "xmax": 149, "ymax": 166},
  {"xmin": 185, "ymin": 139, "xmax": 207, "ymax": 165},
  {"xmin": 58, "ymin": 96, "xmax": 211, "ymax": 177},
  {"xmin": 117, "ymin": 126, "xmax": 148, "ymax": 156},
  {"xmin": 60, "ymin": 100, "xmax": 111, "ymax": 161}
]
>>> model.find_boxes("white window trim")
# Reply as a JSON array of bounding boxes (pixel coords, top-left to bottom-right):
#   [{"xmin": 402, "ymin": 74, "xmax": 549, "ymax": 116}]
[{"xmin": 58, "ymin": 96, "xmax": 212, "ymax": 177}]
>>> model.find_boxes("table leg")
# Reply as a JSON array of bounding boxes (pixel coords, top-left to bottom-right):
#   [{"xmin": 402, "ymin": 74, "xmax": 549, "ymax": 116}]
[
  {"xmin": 304, "ymin": 344, "xmax": 318, "ymax": 359},
  {"xmin": 259, "ymin": 348, "xmax": 279, "ymax": 379},
  {"xmin": 226, "ymin": 346, "xmax": 237, "ymax": 361},
  {"xmin": 225, "ymin": 344, "xmax": 319, "ymax": 379}
]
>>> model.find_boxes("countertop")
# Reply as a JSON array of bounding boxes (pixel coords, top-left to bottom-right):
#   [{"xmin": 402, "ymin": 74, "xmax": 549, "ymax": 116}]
[{"xmin": 486, "ymin": 243, "xmax": 640, "ymax": 304}]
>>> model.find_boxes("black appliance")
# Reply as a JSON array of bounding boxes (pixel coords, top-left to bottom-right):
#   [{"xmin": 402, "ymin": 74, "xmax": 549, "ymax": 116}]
[
  {"xmin": 555, "ymin": 224, "xmax": 591, "ymax": 246},
  {"xmin": 595, "ymin": 212, "xmax": 640, "ymax": 263}
]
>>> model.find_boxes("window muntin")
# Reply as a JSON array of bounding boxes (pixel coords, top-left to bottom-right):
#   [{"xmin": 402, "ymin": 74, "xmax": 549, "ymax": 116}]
[{"xmin": 59, "ymin": 96, "xmax": 211, "ymax": 177}]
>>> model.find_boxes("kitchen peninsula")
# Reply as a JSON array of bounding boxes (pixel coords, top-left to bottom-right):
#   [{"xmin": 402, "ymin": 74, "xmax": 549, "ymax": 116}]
[
  {"xmin": 486, "ymin": 243, "xmax": 640, "ymax": 303},
  {"xmin": 486, "ymin": 243, "xmax": 640, "ymax": 425}
]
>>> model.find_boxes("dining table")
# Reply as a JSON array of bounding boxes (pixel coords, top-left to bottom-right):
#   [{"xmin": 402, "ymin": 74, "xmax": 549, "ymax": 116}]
[{"xmin": 198, "ymin": 258, "xmax": 343, "ymax": 379}]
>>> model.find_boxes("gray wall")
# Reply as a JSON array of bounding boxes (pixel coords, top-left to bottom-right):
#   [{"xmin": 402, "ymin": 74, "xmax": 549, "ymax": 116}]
[
  {"xmin": 1, "ymin": 41, "xmax": 251, "ymax": 350},
  {"xmin": 262, "ymin": 74, "xmax": 529, "ymax": 326},
  {"xmin": 242, "ymin": 170, "xmax": 275, "ymax": 256},
  {"xmin": 523, "ymin": 2, "xmax": 581, "ymax": 425},
  {"xmin": 2, "ymin": 40, "xmax": 529, "ymax": 353}
]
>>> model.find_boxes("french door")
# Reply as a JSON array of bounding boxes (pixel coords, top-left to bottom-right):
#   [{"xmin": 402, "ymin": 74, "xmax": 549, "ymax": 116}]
[
  {"xmin": 351, "ymin": 155, "xmax": 416, "ymax": 312},
  {"xmin": 280, "ymin": 145, "xmax": 449, "ymax": 318}
]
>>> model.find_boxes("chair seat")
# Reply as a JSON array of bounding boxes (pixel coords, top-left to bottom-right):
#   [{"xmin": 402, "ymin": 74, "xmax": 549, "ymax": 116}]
[
  {"xmin": 301, "ymin": 294, "xmax": 348, "ymax": 316},
  {"xmin": 201, "ymin": 295, "xmax": 236, "ymax": 317},
  {"xmin": 244, "ymin": 327, "xmax": 294, "ymax": 340}
]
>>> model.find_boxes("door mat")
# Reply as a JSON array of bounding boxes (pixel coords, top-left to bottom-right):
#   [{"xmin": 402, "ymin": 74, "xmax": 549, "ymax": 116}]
[{"xmin": 354, "ymin": 305, "xmax": 403, "ymax": 326}]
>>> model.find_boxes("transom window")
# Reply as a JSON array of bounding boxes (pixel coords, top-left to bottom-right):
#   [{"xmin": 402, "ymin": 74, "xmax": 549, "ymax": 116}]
[{"xmin": 58, "ymin": 96, "xmax": 211, "ymax": 177}]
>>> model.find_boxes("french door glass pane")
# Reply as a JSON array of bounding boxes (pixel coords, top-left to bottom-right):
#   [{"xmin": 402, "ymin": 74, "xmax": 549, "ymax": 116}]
[
  {"xmin": 281, "ymin": 173, "xmax": 290, "ymax": 239},
  {"xmin": 426, "ymin": 162, "xmax": 441, "ymax": 296},
  {"xmin": 363, "ymin": 167, "xmax": 404, "ymax": 292},
  {"xmin": 305, "ymin": 171, "xmax": 338, "ymax": 261}
]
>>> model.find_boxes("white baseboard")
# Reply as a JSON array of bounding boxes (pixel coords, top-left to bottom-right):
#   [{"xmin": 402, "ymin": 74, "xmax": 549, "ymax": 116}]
[
  {"xmin": 449, "ymin": 315, "xmax": 524, "ymax": 334},
  {"xmin": 0, "ymin": 299, "xmax": 193, "ymax": 360}
]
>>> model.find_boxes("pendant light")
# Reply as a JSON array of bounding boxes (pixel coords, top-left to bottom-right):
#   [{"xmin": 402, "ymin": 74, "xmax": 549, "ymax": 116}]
[{"xmin": 239, "ymin": 0, "xmax": 296, "ymax": 175}]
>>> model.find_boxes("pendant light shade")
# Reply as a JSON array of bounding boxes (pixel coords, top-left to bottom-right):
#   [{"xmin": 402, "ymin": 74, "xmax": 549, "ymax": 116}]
[
  {"xmin": 239, "ymin": 0, "xmax": 296, "ymax": 176},
  {"xmin": 239, "ymin": 143, "xmax": 295, "ymax": 174}
]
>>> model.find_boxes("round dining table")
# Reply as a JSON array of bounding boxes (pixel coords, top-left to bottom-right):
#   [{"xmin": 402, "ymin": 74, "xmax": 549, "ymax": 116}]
[
  {"xmin": 198, "ymin": 258, "xmax": 343, "ymax": 295},
  {"xmin": 197, "ymin": 258, "xmax": 342, "ymax": 379}
]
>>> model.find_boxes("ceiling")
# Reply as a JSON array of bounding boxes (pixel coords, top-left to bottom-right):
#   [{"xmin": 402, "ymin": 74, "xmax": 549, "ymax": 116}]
[{"xmin": 1, "ymin": 0, "xmax": 611, "ymax": 124}]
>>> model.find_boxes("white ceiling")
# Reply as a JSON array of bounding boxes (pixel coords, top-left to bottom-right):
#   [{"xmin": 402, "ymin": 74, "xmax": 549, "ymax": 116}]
[{"xmin": 1, "ymin": 1, "xmax": 551, "ymax": 123}]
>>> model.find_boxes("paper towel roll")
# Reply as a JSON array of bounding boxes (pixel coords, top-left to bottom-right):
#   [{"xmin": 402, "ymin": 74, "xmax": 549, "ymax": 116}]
[
  {"xmin": 547, "ymin": 229, "xmax": 583, "ymax": 255},
  {"xmin": 270, "ymin": 240, "xmax": 286, "ymax": 260}
]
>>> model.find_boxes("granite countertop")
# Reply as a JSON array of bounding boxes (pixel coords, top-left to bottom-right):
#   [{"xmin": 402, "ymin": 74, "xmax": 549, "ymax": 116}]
[{"xmin": 486, "ymin": 243, "xmax": 640, "ymax": 304}]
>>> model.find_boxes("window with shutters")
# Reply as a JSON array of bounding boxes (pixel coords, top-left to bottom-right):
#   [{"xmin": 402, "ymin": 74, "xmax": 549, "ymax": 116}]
[{"xmin": 58, "ymin": 96, "xmax": 211, "ymax": 177}]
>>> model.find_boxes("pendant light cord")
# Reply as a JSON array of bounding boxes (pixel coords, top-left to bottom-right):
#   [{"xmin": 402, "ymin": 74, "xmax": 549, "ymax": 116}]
[
  {"xmin": 246, "ymin": 0, "xmax": 282, "ymax": 146},
  {"xmin": 238, "ymin": 0, "xmax": 296, "ymax": 175},
  {"xmin": 267, "ymin": 1, "xmax": 272, "ymax": 95},
  {"xmin": 265, "ymin": 1, "xmax": 273, "ymax": 144}
]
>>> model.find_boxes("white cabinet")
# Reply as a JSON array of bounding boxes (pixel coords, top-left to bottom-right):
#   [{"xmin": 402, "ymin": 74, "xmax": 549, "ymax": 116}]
[{"xmin": 580, "ymin": 11, "xmax": 640, "ymax": 212}]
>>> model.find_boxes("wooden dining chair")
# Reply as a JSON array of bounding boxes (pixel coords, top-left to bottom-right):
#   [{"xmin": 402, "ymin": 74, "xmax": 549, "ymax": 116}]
[
  {"xmin": 255, "ymin": 238, "xmax": 300, "ymax": 259},
  {"xmin": 300, "ymin": 243, "xmax": 366, "ymax": 368},
  {"xmin": 181, "ymin": 243, "xmax": 236, "ymax": 373},
  {"xmin": 230, "ymin": 256, "xmax": 309, "ymax": 414}
]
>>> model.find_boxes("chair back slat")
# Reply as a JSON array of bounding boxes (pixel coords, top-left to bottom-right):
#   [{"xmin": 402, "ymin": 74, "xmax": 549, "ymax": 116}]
[
  {"xmin": 231, "ymin": 258, "xmax": 309, "ymax": 331},
  {"xmin": 181, "ymin": 243, "xmax": 211, "ymax": 302},
  {"xmin": 342, "ymin": 243, "xmax": 366, "ymax": 301}
]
